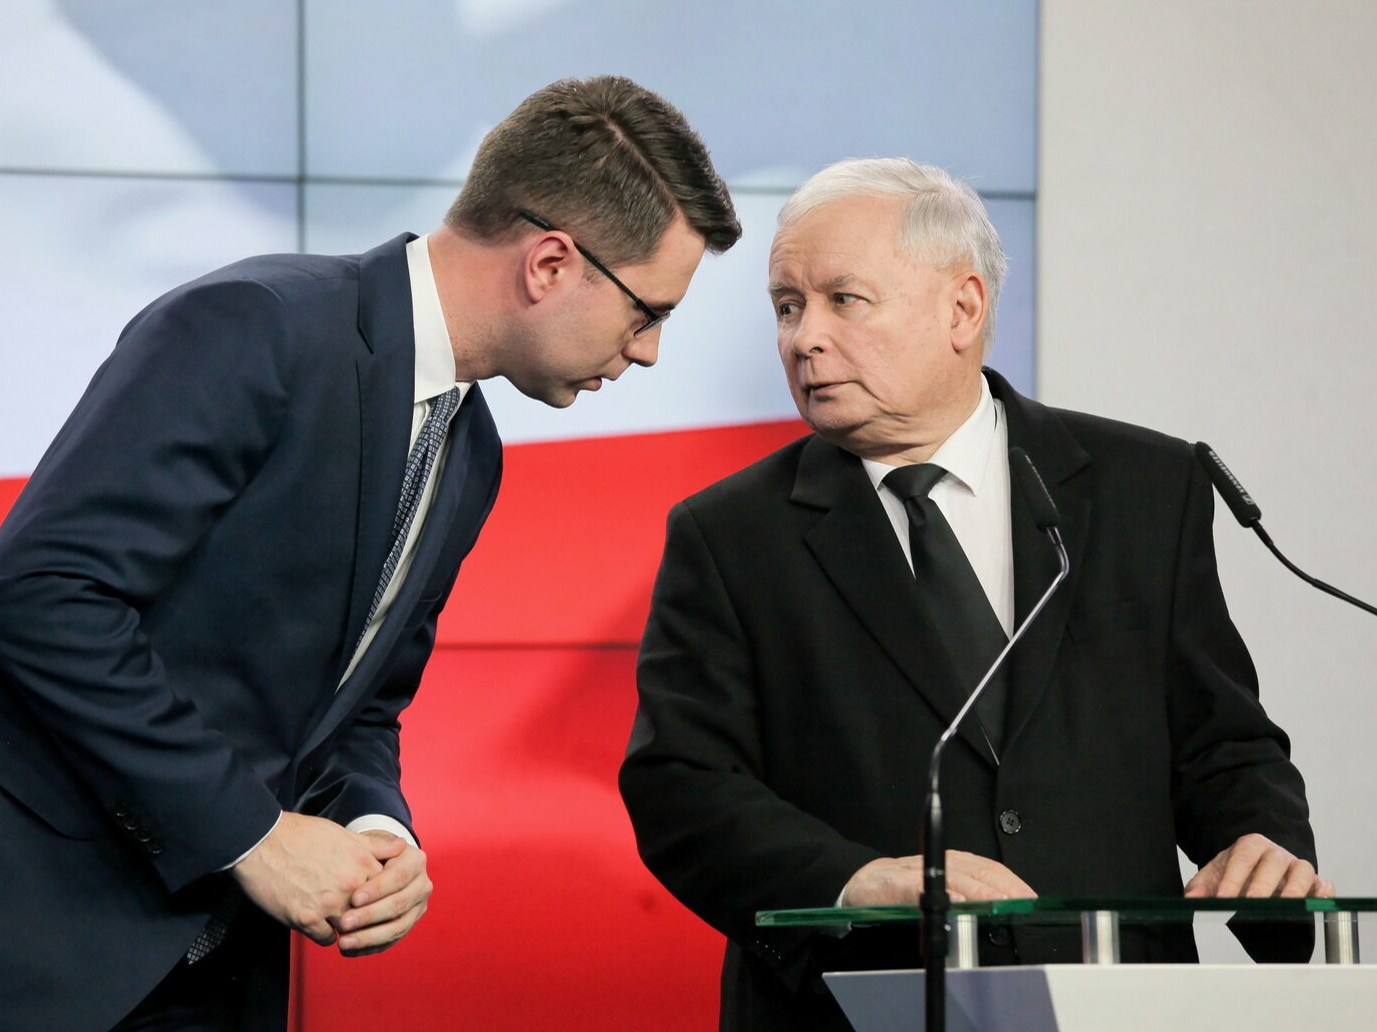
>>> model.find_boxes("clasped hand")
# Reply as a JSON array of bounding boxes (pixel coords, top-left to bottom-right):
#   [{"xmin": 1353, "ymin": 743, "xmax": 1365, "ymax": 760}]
[{"xmin": 231, "ymin": 813, "xmax": 432, "ymax": 956}]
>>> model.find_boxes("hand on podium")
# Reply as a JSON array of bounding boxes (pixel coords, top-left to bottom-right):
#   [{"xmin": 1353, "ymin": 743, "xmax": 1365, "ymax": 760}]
[
  {"xmin": 1184, "ymin": 832, "xmax": 1335, "ymax": 898},
  {"xmin": 842, "ymin": 851, "xmax": 1037, "ymax": 905}
]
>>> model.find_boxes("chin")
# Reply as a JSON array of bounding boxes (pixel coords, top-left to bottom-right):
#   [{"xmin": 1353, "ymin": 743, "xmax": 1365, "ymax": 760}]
[{"xmin": 512, "ymin": 380, "xmax": 578, "ymax": 408}]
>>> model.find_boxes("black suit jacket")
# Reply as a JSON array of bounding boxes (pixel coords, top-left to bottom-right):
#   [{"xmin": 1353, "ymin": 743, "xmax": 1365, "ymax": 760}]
[
  {"xmin": 620, "ymin": 370, "xmax": 1314, "ymax": 1031},
  {"xmin": 0, "ymin": 235, "xmax": 502, "ymax": 1031}
]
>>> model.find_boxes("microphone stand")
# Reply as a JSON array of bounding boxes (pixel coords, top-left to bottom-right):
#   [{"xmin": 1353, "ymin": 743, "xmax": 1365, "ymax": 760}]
[{"xmin": 923, "ymin": 449, "xmax": 1071, "ymax": 1031}]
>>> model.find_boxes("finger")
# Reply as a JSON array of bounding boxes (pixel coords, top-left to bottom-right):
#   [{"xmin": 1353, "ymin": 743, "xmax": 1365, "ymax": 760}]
[
  {"xmin": 947, "ymin": 868, "xmax": 1018, "ymax": 901},
  {"xmin": 359, "ymin": 831, "xmax": 409, "ymax": 861},
  {"xmin": 1214, "ymin": 840, "xmax": 1267, "ymax": 897},
  {"xmin": 351, "ymin": 850, "xmax": 426, "ymax": 908},
  {"xmin": 341, "ymin": 877, "xmax": 432, "ymax": 933},
  {"xmin": 301, "ymin": 918, "xmax": 340, "ymax": 947},
  {"xmin": 1311, "ymin": 877, "xmax": 1337, "ymax": 899},
  {"xmin": 1276, "ymin": 860, "xmax": 1320, "ymax": 899},
  {"xmin": 1240, "ymin": 848, "xmax": 1294, "ymax": 898},
  {"xmin": 337, "ymin": 905, "xmax": 427, "ymax": 956},
  {"xmin": 949, "ymin": 853, "xmax": 1036, "ymax": 898},
  {"xmin": 1182, "ymin": 868, "xmax": 1213, "ymax": 898}
]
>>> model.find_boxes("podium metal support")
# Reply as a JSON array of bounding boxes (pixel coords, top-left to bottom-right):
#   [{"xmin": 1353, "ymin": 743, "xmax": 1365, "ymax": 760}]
[
  {"xmin": 949, "ymin": 913, "xmax": 979, "ymax": 969},
  {"xmin": 1325, "ymin": 911, "xmax": 1360, "ymax": 964},
  {"xmin": 1080, "ymin": 910, "xmax": 1120, "ymax": 964}
]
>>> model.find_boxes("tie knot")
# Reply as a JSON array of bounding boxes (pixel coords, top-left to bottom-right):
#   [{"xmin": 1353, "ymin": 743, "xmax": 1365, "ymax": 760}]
[
  {"xmin": 883, "ymin": 463, "xmax": 947, "ymax": 502},
  {"xmin": 431, "ymin": 385, "xmax": 462, "ymax": 423}
]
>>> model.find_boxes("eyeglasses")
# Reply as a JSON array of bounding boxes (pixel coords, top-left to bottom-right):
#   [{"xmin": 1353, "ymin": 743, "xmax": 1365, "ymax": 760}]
[{"xmin": 516, "ymin": 209, "xmax": 669, "ymax": 336}]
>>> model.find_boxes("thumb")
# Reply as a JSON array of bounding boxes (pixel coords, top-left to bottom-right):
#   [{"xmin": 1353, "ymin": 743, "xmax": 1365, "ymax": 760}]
[
  {"xmin": 359, "ymin": 830, "xmax": 408, "ymax": 860},
  {"xmin": 1183, "ymin": 863, "xmax": 1219, "ymax": 898}
]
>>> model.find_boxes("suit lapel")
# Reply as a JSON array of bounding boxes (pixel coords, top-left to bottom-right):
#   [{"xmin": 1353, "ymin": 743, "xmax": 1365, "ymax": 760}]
[
  {"xmin": 988, "ymin": 370, "xmax": 1092, "ymax": 750},
  {"xmin": 302, "ymin": 386, "xmax": 500, "ymax": 762},
  {"xmin": 338, "ymin": 235, "xmax": 418, "ymax": 675},
  {"xmin": 793, "ymin": 437, "xmax": 997, "ymax": 764}
]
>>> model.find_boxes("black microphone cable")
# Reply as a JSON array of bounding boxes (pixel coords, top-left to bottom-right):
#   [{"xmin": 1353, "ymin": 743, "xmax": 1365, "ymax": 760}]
[{"xmin": 1194, "ymin": 442, "xmax": 1377, "ymax": 618}]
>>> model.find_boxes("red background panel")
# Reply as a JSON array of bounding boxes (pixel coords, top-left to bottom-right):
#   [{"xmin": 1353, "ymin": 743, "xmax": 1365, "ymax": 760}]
[
  {"xmin": 0, "ymin": 478, "xmax": 24, "ymax": 521},
  {"xmin": 295, "ymin": 646, "xmax": 725, "ymax": 1031},
  {"xmin": 439, "ymin": 420, "xmax": 806, "ymax": 646}
]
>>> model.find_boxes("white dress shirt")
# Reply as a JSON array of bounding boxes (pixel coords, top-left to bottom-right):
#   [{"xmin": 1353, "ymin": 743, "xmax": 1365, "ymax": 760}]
[{"xmin": 861, "ymin": 374, "xmax": 1014, "ymax": 636}]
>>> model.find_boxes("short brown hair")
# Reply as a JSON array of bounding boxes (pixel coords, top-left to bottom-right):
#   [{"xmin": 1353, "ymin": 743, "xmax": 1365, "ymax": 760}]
[{"xmin": 446, "ymin": 76, "xmax": 740, "ymax": 266}]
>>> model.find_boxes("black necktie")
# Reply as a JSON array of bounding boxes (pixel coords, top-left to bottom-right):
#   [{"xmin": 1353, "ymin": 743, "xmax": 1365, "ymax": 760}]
[{"xmin": 883, "ymin": 463, "xmax": 1008, "ymax": 753}]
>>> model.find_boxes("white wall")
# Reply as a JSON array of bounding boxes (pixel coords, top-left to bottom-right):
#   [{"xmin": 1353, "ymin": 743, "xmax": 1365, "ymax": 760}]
[{"xmin": 1040, "ymin": 0, "xmax": 1377, "ymax": 957}]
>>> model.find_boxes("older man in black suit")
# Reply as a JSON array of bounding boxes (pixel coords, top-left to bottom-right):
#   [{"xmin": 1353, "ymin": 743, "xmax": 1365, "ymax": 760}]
[{"xmin": 620, "ymin": 157, "xmax": 1328, "ymax": 1031}]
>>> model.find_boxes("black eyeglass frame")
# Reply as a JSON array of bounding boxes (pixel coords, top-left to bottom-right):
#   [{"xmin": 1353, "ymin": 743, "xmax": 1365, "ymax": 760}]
[{"xmin": 515, "ymin": 209, "xmax": 669, "ymax": 336}]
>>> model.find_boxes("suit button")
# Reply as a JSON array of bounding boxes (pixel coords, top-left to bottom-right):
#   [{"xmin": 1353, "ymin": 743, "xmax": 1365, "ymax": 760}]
[
  {"xmin": 135, "ymin": 829, "xmax": 151, "ymax": 843},
  {"xmin": 998, "ymin": 810, "xmax": 1022, "ymax": 835},
  {"xmin": 113, "ymin": 805, "xmax": 129, "ymax": 819},
  {"xmin": 122, "ymin": 817, "xmax": 139, "ymax": 832},
  {"xmin": 147, "ymin": 840, "xmax": 164, "ymax": 855},
  {"xmin": 987, "ymin": 926, "xmax": 1012, "ymax": 947}
]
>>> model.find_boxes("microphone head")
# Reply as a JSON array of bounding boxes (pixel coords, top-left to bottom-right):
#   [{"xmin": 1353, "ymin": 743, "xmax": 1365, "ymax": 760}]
[
  {"xmin": 1009, "ymin": 447, "xmax": 1060, "ymax": 530},
  {"xmin": 1193, "ymin": 441, "xmax": 1262, "ymax": 527}
]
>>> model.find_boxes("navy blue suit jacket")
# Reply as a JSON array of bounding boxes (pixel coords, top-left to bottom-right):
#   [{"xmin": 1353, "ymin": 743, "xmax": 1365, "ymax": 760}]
[{"xmin": 0, "ymin": 235, "xmax": 502, "ymax": 1030}]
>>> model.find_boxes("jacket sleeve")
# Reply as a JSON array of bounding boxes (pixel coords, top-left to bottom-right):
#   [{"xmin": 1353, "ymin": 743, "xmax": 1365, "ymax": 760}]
[
  {"xmin": 295, "ymin": 601, "xmax": 445, "ymax": 838},
  {"xmin": 0, "ymin": 279, "xmax": 294, "ymax": 891},
  {"xmin": 1165, "ymin": 456, "xmax": 1316, "ymax": 869}
]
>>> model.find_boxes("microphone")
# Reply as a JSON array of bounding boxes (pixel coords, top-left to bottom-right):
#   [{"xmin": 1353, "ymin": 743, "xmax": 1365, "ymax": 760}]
[
  {"xmin": 921, "ymin": 447, "xmax": 1071, "ymax": 1031},
  {"xmin": 1194, "ymin": 443, "xmax": 1377, "ymax": 617}
]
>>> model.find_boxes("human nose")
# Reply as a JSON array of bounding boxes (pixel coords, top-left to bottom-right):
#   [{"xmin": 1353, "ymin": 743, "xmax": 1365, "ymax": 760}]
[
  {"xmin": 785, "ymin": 305, "xmax": 830, "ymax": 358},
  {"xmin": 624, "ymin": 328, "xmax": 660, "ymax": 368}
]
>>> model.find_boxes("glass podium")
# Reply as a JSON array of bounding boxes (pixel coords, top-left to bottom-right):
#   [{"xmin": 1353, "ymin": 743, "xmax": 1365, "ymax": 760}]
[
  {"xmin": 759, "ymin": 899, "xmax": 1377, "ymax": 1030},
  {"xmin": 758, "ymin": 896, "xmax": 1377, "ymax": 966}
]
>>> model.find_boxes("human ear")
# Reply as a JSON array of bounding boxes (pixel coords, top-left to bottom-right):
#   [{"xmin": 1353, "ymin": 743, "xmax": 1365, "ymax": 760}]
[
  {"xmin": 948, "ymin": 271, "xmax": 987, "ymax": 353},
  {"xmin": 522, "ymin": 232, "xmax": 577, "ymax": 304}
]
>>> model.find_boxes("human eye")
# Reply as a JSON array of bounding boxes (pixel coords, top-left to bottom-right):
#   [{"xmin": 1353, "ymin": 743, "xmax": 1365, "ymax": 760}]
[
  {"xmin": 774, "ymin": 298, "xmax": 800, "ymax": 320},
  {"xmin": 834, "ymin": 292, "xmax": 862, "ymax": 306}
]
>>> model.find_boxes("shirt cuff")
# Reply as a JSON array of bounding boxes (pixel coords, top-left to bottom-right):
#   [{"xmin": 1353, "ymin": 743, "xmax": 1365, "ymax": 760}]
[
  {"xmin": 220, "ymin": 810, "xmax": 283, "ymax": 872},
  {"xmin": 346, "ymin": 813, "xmax": 418, "ymax": 847}
]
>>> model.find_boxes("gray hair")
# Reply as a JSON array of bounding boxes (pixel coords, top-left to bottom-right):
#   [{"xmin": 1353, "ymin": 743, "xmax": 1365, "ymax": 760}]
[{"xmin": 777, "ymin": 158, "xmax": 1008, "ymax": 346}]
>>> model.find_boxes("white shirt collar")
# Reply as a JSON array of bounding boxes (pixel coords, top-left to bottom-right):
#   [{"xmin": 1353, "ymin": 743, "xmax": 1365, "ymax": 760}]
[
  {"xmin": 861, "ymin": 374, "xmax": 999, "ymax": 494},
  {"xmin": 405, "ymin": 234, "xmax": 468, "ymax": 403}
]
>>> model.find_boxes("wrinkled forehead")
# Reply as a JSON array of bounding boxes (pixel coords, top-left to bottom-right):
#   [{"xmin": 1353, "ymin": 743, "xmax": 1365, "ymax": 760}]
[
  {"xmin": 770, "ymin": 195, "xmax": 905, "ymax": 262},
  {"xmin": 768, "ymin": 195, "xmax": 912, "ymax": 288}
]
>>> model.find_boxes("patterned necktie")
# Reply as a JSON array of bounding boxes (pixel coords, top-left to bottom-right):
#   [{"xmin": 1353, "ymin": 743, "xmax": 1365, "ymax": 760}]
[
  {"xmin": 356, "ymin": 385, "xmax": 463, "ymax": 651},
  {"xmin": 186, "ymin": 892, "xmax": 240, "ymax": 964},
  {"xmin": 883, "ymin": 463, "xmax": 1009, "ymax": 753}
]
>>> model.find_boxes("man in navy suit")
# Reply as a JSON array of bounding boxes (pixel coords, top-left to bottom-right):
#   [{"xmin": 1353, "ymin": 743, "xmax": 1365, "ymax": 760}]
[
  {"xmin": 0, "ymin": 75, "xmax": 739, "ymax": 1031},
  {"xmin": 620, "ymin": 158, "xmax": 1327, "ymax": 1030}
]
